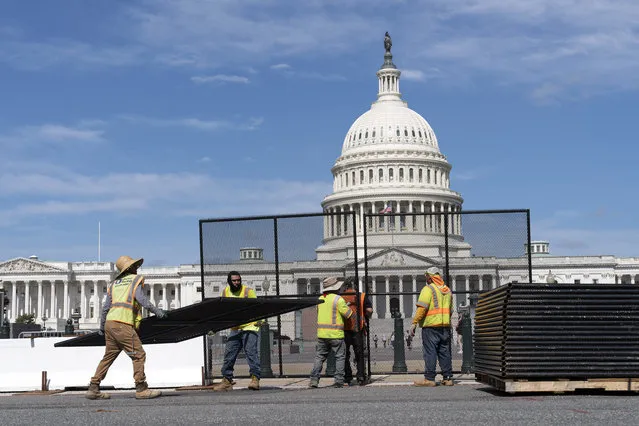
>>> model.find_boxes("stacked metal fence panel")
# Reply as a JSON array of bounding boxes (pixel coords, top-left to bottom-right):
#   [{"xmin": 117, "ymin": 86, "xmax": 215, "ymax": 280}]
[{"xmin": 474, "ymin": 283, "xmax": 639, "ymax": 379}]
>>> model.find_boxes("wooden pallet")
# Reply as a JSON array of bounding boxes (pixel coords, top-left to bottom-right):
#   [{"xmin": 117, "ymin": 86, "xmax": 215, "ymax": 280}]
[{"xmin": 476, "ymin": 373, "xmax": 639, "ymax": 394}]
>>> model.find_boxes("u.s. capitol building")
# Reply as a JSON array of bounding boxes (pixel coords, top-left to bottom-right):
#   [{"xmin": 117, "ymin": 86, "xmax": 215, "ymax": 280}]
[{"xmin": 1, "ymin": 38, "xmax": 638, "ymax": 337}]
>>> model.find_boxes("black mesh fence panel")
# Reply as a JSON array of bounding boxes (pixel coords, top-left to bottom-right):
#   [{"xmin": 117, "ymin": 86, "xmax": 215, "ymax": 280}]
[
  {"xmin": 199, "ymin": 212, "xmax": 358, "ymax": 378},
  {"xmin": 363, "ymin": 210, "xmax": 531, "ymax": 375},
  {"xmin": 199, "ymin": 209, "xmax": 529, "ymax": 378}
]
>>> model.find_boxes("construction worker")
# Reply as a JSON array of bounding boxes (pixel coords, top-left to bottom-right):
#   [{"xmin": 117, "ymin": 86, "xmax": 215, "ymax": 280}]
[
  {"xmin": 341, "ymin": 277, "xmax": 373, "ymax": 386},
  {"xmin": 309, "ymin": 277, "xmax": 353, "ymax": 388},
  {"xmin": 213, "ymin": 271, "xmax": 261, "ymax": 391},
  {"xmin": 86, "ymin": 255, "xmax": 167, "ymax": 400},
  {"xmin": 410, "ymin": 266, "xmax": 454, "ymax": 387}
]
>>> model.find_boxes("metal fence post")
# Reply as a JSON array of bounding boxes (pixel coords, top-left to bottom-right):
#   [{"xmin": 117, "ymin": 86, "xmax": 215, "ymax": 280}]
[{"xmin": 259, "ymin": 322, "xmax": 274, "ymax": 378}]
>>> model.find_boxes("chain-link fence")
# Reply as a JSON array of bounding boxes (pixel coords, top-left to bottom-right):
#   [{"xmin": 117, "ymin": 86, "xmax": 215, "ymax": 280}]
[
  {"xmin": 199, "ymin": 212, "xmax": 359, "ymax": 380},
  {"xmin": 362, "ymin": 209, "xmax": 531, "ymax": 375},
  {"xmin": 199, "ymin": 209, "xmax": 530, "ymax": 379}
]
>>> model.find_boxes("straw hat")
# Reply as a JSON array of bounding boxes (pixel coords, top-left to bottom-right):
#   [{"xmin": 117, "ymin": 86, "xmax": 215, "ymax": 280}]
[
  {"xmin": 322, "ymin": 277, "xmax": 345, "ymax": 292},
  {"xmin": 425, "ymin": 266, "xmax": 441, "ymax": 276},
  {"xmin": 115, "ymin": 255, "xmax": 144, "ymax": 280}
]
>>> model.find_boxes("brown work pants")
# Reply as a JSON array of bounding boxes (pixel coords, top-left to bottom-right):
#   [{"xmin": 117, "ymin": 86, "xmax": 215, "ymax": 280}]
[{"xmin": 90, "ymin": 320, "xmax": 147, "ymax": 385}]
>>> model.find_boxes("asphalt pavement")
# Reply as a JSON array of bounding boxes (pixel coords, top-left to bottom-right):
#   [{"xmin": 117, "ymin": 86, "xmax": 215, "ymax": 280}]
[{"xmin": 1, "ymin": 374, "xmax": 638, "ymax": 425}]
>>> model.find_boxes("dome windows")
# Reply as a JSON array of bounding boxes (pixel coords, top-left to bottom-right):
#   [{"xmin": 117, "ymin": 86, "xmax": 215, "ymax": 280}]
[
  {"xmin": 378, "ymin": 168, "xmax": 384, "ymax": 182},
  {"xmin": 372, "ymin": 129, "xmax": 376, "ymax": 138},
  {"xmin": 365, "ymin": 131, "xmax": 368, "ymax": 138},
  {"xmin": 389, "ymin": 168, "xmax": 394, "ymax": 182},
  {"xmin": 412, "ymin": 129, "xmax": 415, "ymax": 137},
  {"xmin": 409, "ymin": 168, "xmax": 414, "ymax": 182},
  {"xmin": 404, "ymin": 128, "xmax": 408, "ymax": 137}
]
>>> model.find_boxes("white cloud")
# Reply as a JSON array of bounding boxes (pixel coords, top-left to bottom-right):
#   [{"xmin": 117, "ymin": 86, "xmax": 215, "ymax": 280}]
[
  {"xmin": 270, "ymin": 63, "xmax": 345, "ymax": 81},
  {"xmin": 0, "ymin": 123, "xmax": 105, "ymax": 146},
  {"xmin": 118, "ymin": 115, "xmax": 263, "ymax": 131},
  {"xmin": 0, "ymin": 169, "xmax": 332, "ymax": 226},
  {"xmin": 401, "ymin": 69, "xmax": 425, "ymax": 81},
  {"xmin": 198, "ymin": 156, "xmax": 212, "ymax": 163},
  {"xmin": 1, "ymin": 1, "xmax": 638, "ymax": 98},
  {"xmin": 191, "ymin": 74, "xmax": 250, "ymax": 84},
  {"xmin": 271, "ymin": 63, "xmax": 292, "ymax": 70}
]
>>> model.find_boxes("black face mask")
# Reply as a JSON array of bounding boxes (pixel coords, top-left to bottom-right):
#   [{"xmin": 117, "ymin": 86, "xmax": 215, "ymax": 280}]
[{"xmin": 230, "ymin": 282, "xmax": 242, "ymax": 292}]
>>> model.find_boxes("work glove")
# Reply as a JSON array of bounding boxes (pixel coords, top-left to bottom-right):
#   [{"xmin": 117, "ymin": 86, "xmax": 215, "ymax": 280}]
[{"xmin": 155, "ymin": 309, "xmax": 168, "ymax": 319}]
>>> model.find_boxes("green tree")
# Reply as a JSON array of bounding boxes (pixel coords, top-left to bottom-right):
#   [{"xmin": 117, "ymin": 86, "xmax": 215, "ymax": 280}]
[{"xmin": 15, "ymin": 313, "xmax": 36, "ymax": 324}]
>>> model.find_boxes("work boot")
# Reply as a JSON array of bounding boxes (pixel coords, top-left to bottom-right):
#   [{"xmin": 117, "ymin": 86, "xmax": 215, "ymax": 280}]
[
  {"xmin": 248, "ymin": 375, "xmax": 260, "ymax": 391},
  {"xmin": 309, "ymin": 378, "xmax": 319, "ymax": 388},
  {"xmin": 135, "ymin": 382, "xmax": 162, "ymax": 399},
  {"xmin": 85, "ymin": 382, "xmax": 110, "ymax": 400},
  {"xmin": 414, "ymin": 378, "xmax": 436, "ymax": 387},
  {"xmin": 441, "ymin": 378, "xmax": 454, "ymax": 386},
  {"xmin": 212, "ymin": 377, "xmax": 234, "ymax": 392}
]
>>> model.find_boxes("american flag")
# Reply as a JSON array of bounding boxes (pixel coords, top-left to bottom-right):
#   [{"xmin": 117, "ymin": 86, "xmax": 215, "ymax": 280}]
[{"xmin": 379, "ymin": 206, "xmax": 392, "ymax": 214}]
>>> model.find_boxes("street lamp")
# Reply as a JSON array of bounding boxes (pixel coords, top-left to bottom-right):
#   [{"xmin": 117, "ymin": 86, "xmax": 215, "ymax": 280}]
[{"xmin": 259, "ymin": 276, "xmax": 274, "ymax": 377}]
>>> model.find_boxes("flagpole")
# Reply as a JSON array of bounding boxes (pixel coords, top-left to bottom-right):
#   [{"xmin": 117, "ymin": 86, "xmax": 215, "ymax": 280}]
[{"xmin": 98, "ymin": 221, "xmax": 101, "ymax": 262}]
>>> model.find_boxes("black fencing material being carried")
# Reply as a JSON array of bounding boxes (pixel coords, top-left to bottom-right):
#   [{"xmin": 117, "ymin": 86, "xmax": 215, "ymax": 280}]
[{"xmin": 474, "ymin": 283, "xmax": 639, "ymax": 380}]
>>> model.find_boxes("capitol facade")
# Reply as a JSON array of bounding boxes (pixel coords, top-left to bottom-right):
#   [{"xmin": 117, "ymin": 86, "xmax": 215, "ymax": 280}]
[{"xmin": 1, "ymin": 38, "xmax": 639, "ymax": 337}]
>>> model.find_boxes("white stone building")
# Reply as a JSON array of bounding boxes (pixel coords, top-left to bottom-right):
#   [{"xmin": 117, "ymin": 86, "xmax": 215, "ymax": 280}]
[{"xmin": 1, "ymin": 39, "xmax": 639, "ymax": 337}]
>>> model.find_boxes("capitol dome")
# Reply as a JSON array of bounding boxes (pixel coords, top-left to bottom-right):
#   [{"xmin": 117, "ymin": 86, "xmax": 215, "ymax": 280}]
[
  {"xmin": 317, "ymin": 34, "xmax": 470, "ymax": 261},
  {"xmin": 342, "ymin": 103, "xmax": 440, "ymax": 154}
]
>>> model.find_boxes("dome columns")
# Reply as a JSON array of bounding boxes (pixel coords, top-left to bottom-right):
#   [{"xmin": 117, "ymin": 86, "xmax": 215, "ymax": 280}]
[{"xmin": 324, "ymin": 201, "xmax": 461, "ymax": 238}]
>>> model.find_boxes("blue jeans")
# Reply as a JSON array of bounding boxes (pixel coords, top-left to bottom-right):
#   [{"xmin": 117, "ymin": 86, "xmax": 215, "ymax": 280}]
[
  {"xmin": 221, "ymin": 330, "xmax": 260, "ymax": 380},
  {"xmin": 421, "ymin": 327, "xmax": 452, "ymax": 381},
  {"xmin": 310, "ymin": 338, "xmax": 346, "ymax": 385}
]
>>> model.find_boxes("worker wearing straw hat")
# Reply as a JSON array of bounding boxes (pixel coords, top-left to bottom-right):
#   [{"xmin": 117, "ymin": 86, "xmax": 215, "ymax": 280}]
[{"xmin": 86, "ymin": 255, "xmax": 168, "ymax": 400}]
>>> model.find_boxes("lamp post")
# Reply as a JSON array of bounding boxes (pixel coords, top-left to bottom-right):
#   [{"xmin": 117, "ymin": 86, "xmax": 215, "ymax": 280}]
[
  {"xmin": 259, "ymin": 277, "xmax": 274, "ymax": 378},
  {"xmin": 41, "ymin": 315, "xmax": 47, "ymax": 330}
]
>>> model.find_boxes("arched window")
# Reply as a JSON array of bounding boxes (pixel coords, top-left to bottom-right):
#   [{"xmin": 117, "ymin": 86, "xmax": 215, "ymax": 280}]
[
  {"xmin": 369, "ymin": 169, "xmax": 374, "ymax": 182},
  {"xmin": 378, "ymin": 168, "xmax": 384, "ymax": 182},
  {"xmin": 404, "ymin": 129, "xmax": 408, "ymax": 136},
  {"xmin": 358, "ymin": 132, "xmax": 362, "ymax": 140},
  {"xmin": 412, "ymin": 129, "xmax": 415, "ymax": 137},
  {"xmin": 346, "ymin": 173, "xmax": 349, "ymax": 187},
  {"xmin": 396, "ymin": 128, "xmax": 400, "ymax": 137},
  {"xmin": 434, "ymin": 170, "xmax": 438, "ymax": 185},
  {"xmin": 399, "ymin": 168, "xmax": 404, "ymax": 182},
  {"xmin": 352, "ymin": 171, "xmax": 355, "ymax": 185},
  {"xmin": 372, "ymin": 129, "xmax": 376, "ymax": 138},
  {"xmin": 389, "ymin": 168, "xmax": 394, "ymax": 182},
  {"xmin": 409, "ymin": 168, "xmax": 414, "ymax": 182},
  {"xmin": 360, "ymin": 170, "xmax": 364, "ymax": 184},
  {"xmin": 365, "ymin": 131, "xmax": 368, "ymax": 138},
  {"xmin": 418, "ymin": 130, "xmax": 422, "ymax": 138},
  {"xmin": 427, "ymin": 169, "xmax": 431, "ymax": 184},
  {"xmin": 418, "ymin": 169, "xmax": 423, "ymax": 182}
]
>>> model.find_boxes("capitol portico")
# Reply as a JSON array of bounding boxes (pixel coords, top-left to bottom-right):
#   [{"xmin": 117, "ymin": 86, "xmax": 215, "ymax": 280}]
[{"xmin": 2, "ymin": 35, "xmax": 639, "ymax": 337}]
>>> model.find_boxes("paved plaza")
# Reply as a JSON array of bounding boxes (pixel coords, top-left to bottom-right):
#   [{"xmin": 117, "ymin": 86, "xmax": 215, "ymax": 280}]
[{"xmin": 1, "ymin": 374, "xmax": 637, "ymax": 425}]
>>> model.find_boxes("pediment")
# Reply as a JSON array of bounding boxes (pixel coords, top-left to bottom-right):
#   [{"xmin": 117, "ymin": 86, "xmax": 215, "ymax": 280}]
[
  {"xmin": 346, "ymin": 248, "xmax": 442, "ymax": 269},
  {"xmin": 0, "ymin": 258, "xmax": 68, "ymax": 274}
]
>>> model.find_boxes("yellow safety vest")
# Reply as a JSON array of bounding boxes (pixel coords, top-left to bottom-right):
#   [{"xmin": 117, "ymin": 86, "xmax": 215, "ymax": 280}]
[
  {"xmin": 221, "ymin": 285, "xmax": 259, "ymax": 332},
  {"xmin": 106, "ymin": 274, "xmax": 144, "ymax": 329},
  {"xmin": 416, "ymin": 283, "xmax": 452, "ymax": 328},
  {"xmin": 317, "ymin": 293, "xmax": 353, "ymax": 339}
]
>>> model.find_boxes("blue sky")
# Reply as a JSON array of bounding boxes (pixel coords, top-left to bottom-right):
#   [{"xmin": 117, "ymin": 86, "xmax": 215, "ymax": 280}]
[{"xmin": 0, "ymin": 0, "xmax": 637, "ymax": 265}]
